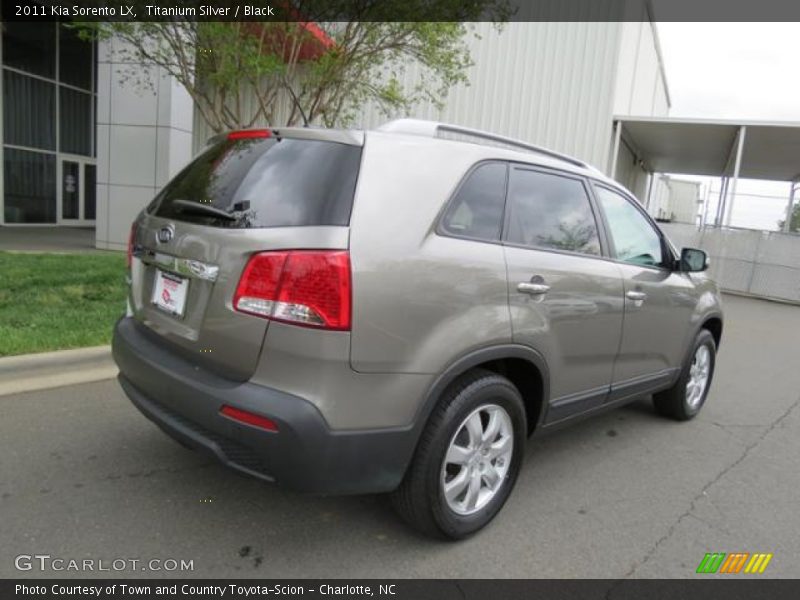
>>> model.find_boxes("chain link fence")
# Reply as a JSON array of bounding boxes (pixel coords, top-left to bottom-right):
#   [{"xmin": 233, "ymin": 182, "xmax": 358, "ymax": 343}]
[{"xmin": 661, "ymin": 222, "xmax": 800, "ymax": 304}]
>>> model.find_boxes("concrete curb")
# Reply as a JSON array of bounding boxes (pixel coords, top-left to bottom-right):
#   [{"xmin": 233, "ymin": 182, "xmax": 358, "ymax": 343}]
[{"xmin": 0, "ymin": 345, "xmax": 117, "ymax": 397}]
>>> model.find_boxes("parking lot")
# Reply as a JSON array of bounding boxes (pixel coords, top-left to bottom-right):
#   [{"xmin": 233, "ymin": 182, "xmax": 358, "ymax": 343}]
[{"xmin": 1, "ymin": 294, "xmax": 798, "ymax": 579}]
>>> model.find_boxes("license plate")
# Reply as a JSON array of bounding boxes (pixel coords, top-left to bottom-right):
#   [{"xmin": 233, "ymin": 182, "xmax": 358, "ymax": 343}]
[{"xmin": 152, "ymin": 270, "xmax": 189, "ymax": 317}]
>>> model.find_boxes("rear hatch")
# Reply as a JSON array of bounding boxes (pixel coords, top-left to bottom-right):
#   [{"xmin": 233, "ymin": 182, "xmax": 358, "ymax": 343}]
[{"xmin": 127, "ymin": 128, "xmax": 363, "ymax": 381}]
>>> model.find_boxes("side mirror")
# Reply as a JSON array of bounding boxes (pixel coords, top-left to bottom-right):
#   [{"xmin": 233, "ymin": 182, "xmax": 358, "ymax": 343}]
[{"xmin": 679, "ymin": 248, "xmax": 708, "ymax": 272}]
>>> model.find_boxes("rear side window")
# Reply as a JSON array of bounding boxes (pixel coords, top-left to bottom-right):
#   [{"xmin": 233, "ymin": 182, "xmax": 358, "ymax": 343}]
[
  {"xmin": 151, "ymin": 137, "xmax": 362, "ymax": 228},
  {"xmin": 440, "ymin": 162, "xmax": 508, "ymax": 241},
  {"xmin": 505, "ymin": 168, "xmax": 601, "ymax": 256}
]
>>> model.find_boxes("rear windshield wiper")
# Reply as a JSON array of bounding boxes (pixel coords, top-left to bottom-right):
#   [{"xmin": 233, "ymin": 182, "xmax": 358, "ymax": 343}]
[{"xmin": 170, "ymin": 199, "xmax": 237, "ymax": 221}]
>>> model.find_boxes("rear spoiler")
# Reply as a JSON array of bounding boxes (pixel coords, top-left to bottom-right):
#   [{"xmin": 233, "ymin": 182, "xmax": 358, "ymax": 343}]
[{"xmin": 205, "ymin": 127, "xmax": 364, "ymax": 148}]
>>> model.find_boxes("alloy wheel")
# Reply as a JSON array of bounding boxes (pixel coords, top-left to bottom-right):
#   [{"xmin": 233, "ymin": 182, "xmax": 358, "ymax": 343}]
[{"xmin": 440, "ymin": 403, "xmax": 514, "ymax": 516}]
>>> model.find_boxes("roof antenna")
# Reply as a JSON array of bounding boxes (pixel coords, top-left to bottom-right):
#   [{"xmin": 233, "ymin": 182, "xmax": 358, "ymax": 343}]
[{"xmin": 285, "ymin": 83, "xmax": 309, "ymax": 127}]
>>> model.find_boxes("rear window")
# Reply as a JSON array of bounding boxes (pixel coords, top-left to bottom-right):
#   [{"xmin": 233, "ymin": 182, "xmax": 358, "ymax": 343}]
[{"xmin": 150, "ymin": 136, "xmax": 362, "ymax": 228}]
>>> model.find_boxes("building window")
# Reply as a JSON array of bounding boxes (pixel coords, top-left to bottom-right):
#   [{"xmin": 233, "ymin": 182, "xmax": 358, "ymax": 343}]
[
  {"xmin": 84, "ymin": 164, "xmax": 97, "ymax": 220},
  {"xmin": 3, "ymin": 70, "xmax": 56, "ymax": 151},
  {"xmin": 3, "ymin": 148, "xmax": 57, "ymax": 224},
  {"xmin": 2, "ymin": 22, "xmax": 97, "ymax": 223},
  {"xmin": 2, "ymin": 22, "xmax": 56, "ymax": 79},
  {"xmin": 59, "ymin": 25, "xmax": 93, "ymax": 91},
  {"xmin": 60, "ymin": 87, "xmax": 93, "ymax": 155}
]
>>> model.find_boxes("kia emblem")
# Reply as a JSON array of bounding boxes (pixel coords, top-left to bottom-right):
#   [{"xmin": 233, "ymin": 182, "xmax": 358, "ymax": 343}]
[{"xmin": 157, "ymin": 225, "xmax": 175, "ymax": 244}]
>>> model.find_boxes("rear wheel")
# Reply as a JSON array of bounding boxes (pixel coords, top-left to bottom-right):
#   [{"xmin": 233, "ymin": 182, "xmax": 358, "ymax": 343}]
[
  {"xmin": 653, "ymin": 329, "xmax": 716, "ymax": 420},
  {"xmin": 391, "ymin": 369, "xmax": 526, "ymax": 539}
]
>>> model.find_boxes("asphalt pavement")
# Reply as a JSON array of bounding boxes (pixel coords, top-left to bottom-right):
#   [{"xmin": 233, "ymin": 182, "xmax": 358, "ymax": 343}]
[{"xmin": 1, "ymin": 294, "xmax": 798, "ymax": 579}]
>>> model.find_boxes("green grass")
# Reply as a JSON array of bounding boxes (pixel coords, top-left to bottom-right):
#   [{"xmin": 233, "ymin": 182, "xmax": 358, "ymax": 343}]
[{"xmin": 0, "ymin": 251, "xmax": 127, "ymax": 357}]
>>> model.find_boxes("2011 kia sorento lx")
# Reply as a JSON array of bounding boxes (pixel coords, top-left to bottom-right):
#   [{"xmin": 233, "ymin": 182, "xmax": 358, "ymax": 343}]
[{"xmin": 113, "ymin": 119, "xmax": 723, "ymax": 539}]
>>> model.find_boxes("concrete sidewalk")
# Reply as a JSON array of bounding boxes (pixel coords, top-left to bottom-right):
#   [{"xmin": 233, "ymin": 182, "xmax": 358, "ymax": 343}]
[
  {"xmin": 0, "ymin": 346, "xmax": 116, "ymax": 397},
  {"xmin": 0, "ymin": 226, "xmax": 102, "ymax": 253}
]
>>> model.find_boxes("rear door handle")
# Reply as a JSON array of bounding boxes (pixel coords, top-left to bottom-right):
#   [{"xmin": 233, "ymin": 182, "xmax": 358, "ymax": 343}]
[
  {"xmin": 626, "ymin": 290, "xmax": 647, "ymax": 303},
  {"xmin": 517, "ymin": 282, "xmax": 551, "ymax": 295}
]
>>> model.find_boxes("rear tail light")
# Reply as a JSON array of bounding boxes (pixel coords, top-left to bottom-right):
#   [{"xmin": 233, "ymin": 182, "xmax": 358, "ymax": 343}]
[
  {"xmin": 233, "ymin": 250, "xmax": 351, "ymax": 330},
  {"xmin": 220, "ymin": 405, "xmax": 279, "ymax": 432},
  {"xmin": 126, "ymin": 222, "xmax": 137, "ymax": 269}
]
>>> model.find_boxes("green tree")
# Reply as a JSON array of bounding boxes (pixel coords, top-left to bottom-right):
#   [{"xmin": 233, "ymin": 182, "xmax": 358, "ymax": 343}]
[
  {"xmin": 777, "ymin": 202, "xmax": 800, "ymax": 232},
  {"xmin": 75, "ymin": 1, "xmax": 510, "ymax": 133}
]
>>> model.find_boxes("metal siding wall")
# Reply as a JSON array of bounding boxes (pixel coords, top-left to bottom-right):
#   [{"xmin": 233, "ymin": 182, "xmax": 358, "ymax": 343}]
[
  {"xmin": 652, "ymin": 76, "xmax": 669, "ymax": 116},
  {"xmin": 610, "ymin": 19, "xmax": 670, "ymax": 201},
  {"xmin": 613, "ymin": 21, "xmax": 669, "ymax": 118},
  {"xmin": 191, "ymin": 22, "xmax": 626, "ymax": 169},
  {"xmin": 615, "ymin": 140, "xmax": 650, "ymax": 199},
  {"xmin": 192, "ymin": 18, "xmax": 665, "ymax": 173},
  {"xmin": 611, "ymin": 21, "xmax": 642, "ymax": 116},
  {"xmin": 631, "ymin": 23, "xmax": 661, "ymax": 115},
  {"xmin": 354, "ymin": 22, "xmax": 623, "ymax": 169}
]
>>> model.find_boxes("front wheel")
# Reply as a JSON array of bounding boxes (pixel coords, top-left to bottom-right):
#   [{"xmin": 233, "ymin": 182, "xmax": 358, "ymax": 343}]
[
  {"xmin": 653, "ymin": 329, "xmax": 716, "ymax": 421},
  {"xmin": 390, "ymin": 369, "xmax": 526, "ymax": 540}
]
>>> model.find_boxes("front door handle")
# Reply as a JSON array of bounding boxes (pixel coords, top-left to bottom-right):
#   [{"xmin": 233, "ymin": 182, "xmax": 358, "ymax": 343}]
[
  {"xmin": 626, "ymin": 290, "xmax": 647, "ymax": 304},
  {"xmin": 518, "ymin": 282, "xmax": 551, "ymax": 295}
]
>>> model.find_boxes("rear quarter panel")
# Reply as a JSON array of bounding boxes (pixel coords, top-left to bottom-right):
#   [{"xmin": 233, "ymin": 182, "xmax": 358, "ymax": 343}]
[{"xmin": 348, "ymin": 133, "xmax": 512, "ymax": 374}]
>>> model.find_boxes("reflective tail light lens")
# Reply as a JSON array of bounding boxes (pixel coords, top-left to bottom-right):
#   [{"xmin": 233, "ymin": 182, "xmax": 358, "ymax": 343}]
[
  {"xmin": 126, "ymin": 223, "xmax": 138, "ymax": 269},
  {"xmin": 220, "ymin": 405, "xmax": 279, "ymax": 432},
  {"xmin": 234, "ymin": 250, "xmax": 351, "ymax": 330}
]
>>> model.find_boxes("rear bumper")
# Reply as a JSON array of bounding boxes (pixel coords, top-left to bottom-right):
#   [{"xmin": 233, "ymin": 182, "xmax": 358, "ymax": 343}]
[{"xmin": 112, "ymin": 317, "xmax": 416, "ymax": 494}]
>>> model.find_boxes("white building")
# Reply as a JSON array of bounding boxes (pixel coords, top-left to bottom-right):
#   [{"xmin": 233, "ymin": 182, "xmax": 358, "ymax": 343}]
[
  {"xmin": 649, "ymin": 176, "xmax": 702, "ymax": 224},
  {"xmin": 0, "ymin": 13, "xmax": 671, "ymax": 250}
]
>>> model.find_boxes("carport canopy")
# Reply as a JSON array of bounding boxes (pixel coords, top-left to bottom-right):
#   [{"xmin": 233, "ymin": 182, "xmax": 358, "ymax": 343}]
[{"xmin": 609, "ymin": 116, "xmax": 800, "ymax": 230}]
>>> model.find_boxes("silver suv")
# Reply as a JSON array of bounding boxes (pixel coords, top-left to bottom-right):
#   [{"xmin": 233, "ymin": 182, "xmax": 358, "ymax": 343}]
[{"xmin": 113, "ymin": 119, "xmax": 723, "ymax": 539}]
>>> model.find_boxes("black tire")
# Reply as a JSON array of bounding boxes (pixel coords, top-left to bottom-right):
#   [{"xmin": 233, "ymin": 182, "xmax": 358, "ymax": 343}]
[
  {"xmin": 391, "ymin": 369, "xmax": 526, "ymax": 540},
  {"xmin": 653, "ymin": 329, "xmax": 716, "ymax": 421}
]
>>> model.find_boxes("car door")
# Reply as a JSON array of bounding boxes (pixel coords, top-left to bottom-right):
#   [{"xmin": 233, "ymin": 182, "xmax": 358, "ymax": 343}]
[
  {"xmin": 591, "ymin": 183, "xmax": 698, "ymax": 401},
  {"xmin": 503, "ymin": 165, "xmax": 625, "ymax": 423}
]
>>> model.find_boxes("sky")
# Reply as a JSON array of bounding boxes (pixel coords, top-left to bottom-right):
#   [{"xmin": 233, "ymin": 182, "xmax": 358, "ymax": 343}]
[{"xmin": 656, "ymin": 23, "xmax": 800, "ymax": 231}]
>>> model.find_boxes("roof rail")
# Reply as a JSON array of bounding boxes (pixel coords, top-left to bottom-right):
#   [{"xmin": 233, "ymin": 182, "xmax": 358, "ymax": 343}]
[{"xmin": 377, "ymin": 118, "xmax": 590, "ymax": 169}]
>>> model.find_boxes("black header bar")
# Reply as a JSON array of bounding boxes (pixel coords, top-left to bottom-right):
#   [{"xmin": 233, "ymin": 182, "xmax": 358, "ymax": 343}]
[{"xmin": 4, "ymin": 0, "xmax": 800, "ymax": 22}]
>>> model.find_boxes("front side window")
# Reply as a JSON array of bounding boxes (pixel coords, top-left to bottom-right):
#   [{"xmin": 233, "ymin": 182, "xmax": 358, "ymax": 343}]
[
  {"xmin": 505, "ymin": 168, "xmax": 601, "ymax": 256},
  {"xmin": 440, "ymin": 162, "xmax": 507, "ymax": 242},
  {"xmin": 594, "ymin": 185, "xmax": 664, "ymax": 267}
]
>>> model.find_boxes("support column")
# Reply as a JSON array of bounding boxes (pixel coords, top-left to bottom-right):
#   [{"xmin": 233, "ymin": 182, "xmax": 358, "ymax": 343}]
[
  {"xmin": 95, "ymin": 37, "xmax": 194, "ymax": 250},
  {"xmin": 701, "ymin": 183, "xmax": 711, "ymax": 227},
  {"xmin": 724, "ymin": 125, "xmax": 746, "ymax": 227},
  {"xmin": 715, "ymin": 176, "xmax": 728, "ymax": 227},
  {"xmin": 783, "ymin": 180, "xmax": 798, "ymax": 233},
  {"xmin": 644, "ymin": 171, "xmax": 655, "ymax": 211},
  {"xmin": 608, "ymin": 120, "xmax": 622, "ymax": 180}
]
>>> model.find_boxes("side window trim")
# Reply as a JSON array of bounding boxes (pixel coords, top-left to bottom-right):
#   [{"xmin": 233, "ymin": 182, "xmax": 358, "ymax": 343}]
[
  {"xmin": 436, "ymin": 160, "xmax": 510, "ymax": 244},
  {"xmin": 501, "ymin": 164, "xmax": 610, "ymax": 258},
  {"xmin": 590, "ymin": 181, "xmax": 675, "ymax": 270}
]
